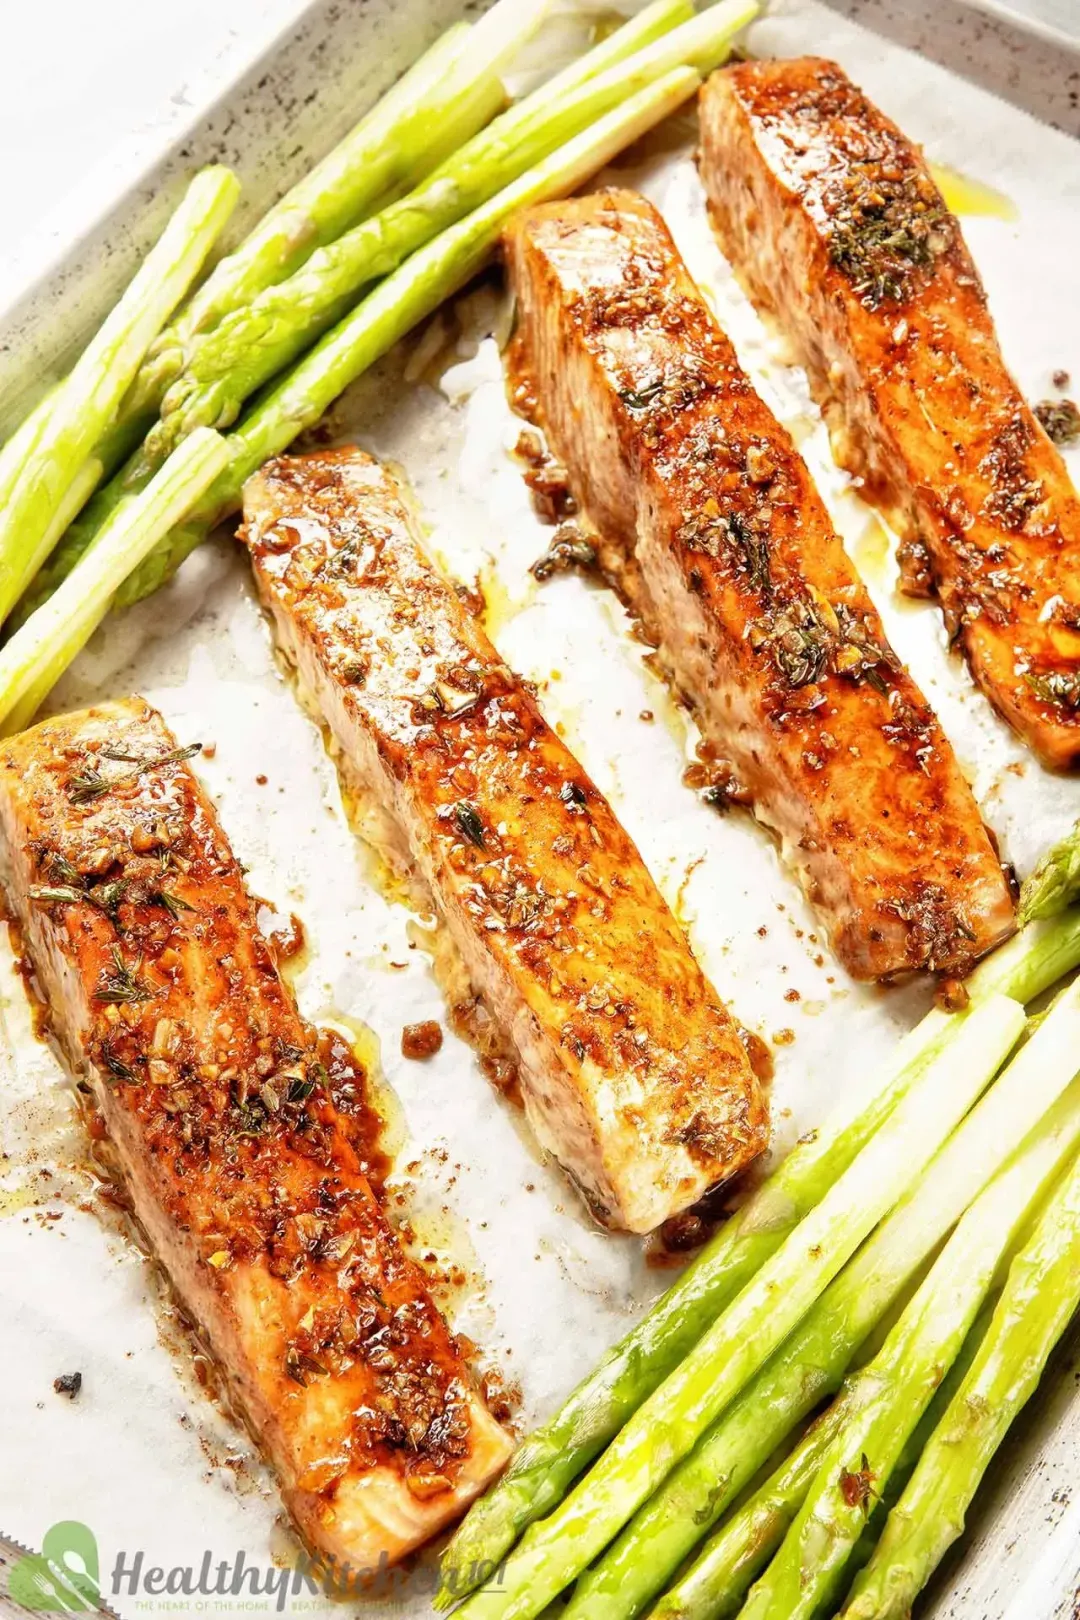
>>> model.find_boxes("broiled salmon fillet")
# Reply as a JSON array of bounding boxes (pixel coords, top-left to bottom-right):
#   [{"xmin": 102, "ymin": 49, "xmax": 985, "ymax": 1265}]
[
  {"xmin": 242, "ymin": 449, "xmax": 765, "ymax": 1234},
  {"xmin": 0, "ymin": 699, "xmax": 511, "ymax": 1568},
  {"xmin": 504, "ymin": 190, "xmax": 1014, "ymax": 981},
  {"xmin": 699, "ymin": 58, "xmax": 1080, "ymax": 771}
]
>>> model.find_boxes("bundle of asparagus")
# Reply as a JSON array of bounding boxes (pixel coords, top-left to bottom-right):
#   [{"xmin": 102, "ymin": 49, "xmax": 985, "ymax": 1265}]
[
  {"xmin": 0, "ymin": 0, "xmax": 757, "ymax": 732},
  {"xmin": 434, "ymin": 865, "xmax": 1080, "ymax": 1620}
]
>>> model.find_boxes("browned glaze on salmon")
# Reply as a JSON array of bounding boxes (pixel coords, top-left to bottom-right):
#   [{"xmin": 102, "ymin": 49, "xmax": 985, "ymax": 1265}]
[
  {"xmin": 504, "ymin": 189, "xmax": 1014, "ymax": 981},
  {"xmin": 241, "ymin": 449, "xmax": 766, "ymax": 1234},
  {"xmin": 0, "ymin": 699, "xmax": 510, "ymax": 1568},
  {"xmin": 699, "ymin": 58, "xmax": 1080, "ymax": 771}
]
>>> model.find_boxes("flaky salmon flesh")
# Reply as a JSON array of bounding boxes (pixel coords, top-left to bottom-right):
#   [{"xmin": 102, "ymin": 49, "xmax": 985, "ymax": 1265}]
[
  {"xmin": 242, "ymin": 449, "xmax": 766, "ymax": 1235},
  {"xmin": 0, "ymin": 699, "xmax": 511, "ymax": 1570},
  {"xmin": 699, "ymin": 58, "xmax": 1080, "ymax": 771},
  {"xmin": 504, "ymin": 190, "xmax": 1014, "ymax": 982}
]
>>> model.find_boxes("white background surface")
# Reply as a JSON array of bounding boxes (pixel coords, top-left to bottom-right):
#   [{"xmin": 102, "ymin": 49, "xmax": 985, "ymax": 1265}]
[{"xmin": 0, "ymin": 0, "xmax": 302, "ymax": 286}]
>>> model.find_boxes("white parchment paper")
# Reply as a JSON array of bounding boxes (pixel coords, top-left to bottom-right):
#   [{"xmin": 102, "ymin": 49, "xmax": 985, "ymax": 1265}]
[{"xmin": 1, "ymin": 4, "xmax": 1079, "ymax": 1615}]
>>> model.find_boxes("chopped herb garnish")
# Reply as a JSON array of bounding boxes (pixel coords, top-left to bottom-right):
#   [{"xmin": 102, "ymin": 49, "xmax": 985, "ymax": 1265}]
[
  {"xmin": 99, "ymin": 1037, "xmax": 135, "ymax": 1083},
  {"xmin": 29, "ymin": 877, "xmax": 128, "ymax": 920},
  {"xmin": 66, "ymin": 767, "xmax": 109, "ymax": 805},
  {"xmin": 773, "ymin": 616, "xmax": 830, "ymax": 689},
  {"xmin": 618, "ymin": 381, "xmax": 665, "ymax": 411},
  {"xmin": 288, "ymin": 1059, "xmax": 326, "ymax": 1105},
  {"xmin": 94, "ymin": 946, "xmax": 153, "ymax": 1006},
  {"xmin": 234, "ymin": 1100, "xmax": 269, "ymax": 1137},
  {"xmin": 65, "ymin": 742, "xmax": 202, "ymax": 805},
  {"xmin": 1034, "ymin": 397, "xmax": 1080, "ymax": 447},
  {"xmin": 453, "ymin": 801, "xmax": 486, "ymax": 848},
  {"xmin": 729, "ymin": 512, "xmax": 771, "ymax": 595},
  {"xmin": 284, "ymin": 1346, "xmax": 327, "ymax": 1386},
  {"xmin": 828, "ymin": 163, "xmax": 951, "ymax": 309},
  {"xmin": 42, "ymin": 850, "xmax": 84, "ymax": 888},
  {"xmin": 1027, "ymin": 669, "xmax": 1080, "ymax": 711},
  {"xmin": 28, "ymin": 885, "xmax": 88, "ymax": 908},
  {"xmin": 94, "ymin": 878, "xmax": 129, "ymax": 920},
  {"xmin": 154, "ymin": 888, "xmax": 197, "ymax": 920},
  {"xmin": 530, "ymin": 526, "xmax": 598, "ymax": 583}
]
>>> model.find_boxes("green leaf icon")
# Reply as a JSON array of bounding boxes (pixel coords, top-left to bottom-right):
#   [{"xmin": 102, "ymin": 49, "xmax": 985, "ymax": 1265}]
[{"xmin": 8, "ymin": 1522, "xmax": 100, "ymax": 1612}]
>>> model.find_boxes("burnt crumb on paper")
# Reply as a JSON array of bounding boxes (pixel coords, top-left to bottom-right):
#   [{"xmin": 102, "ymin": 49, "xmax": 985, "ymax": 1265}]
[
  {"xmin": 401, "ymin": 1021, "xmax": 444, "ymax": 1061},
  {"xmin": 1035, "ymin": 397, "xmax": 1080, "ymax": 447}
]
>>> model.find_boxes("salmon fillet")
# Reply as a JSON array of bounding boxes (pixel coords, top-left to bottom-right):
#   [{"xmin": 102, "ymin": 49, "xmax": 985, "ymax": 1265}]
[
  {"xmin": 503, "ymin": 189, "xmax": 1014, "ymax": 981},
  {"xmin": 0, "ymin": 699, "xmax": 511, "ymax": 1568},
  {"xmin": 241, "ymin": 449, "xmax": 765, "ymax": 1234},
  {"xmin": 698, "ymin": 58, "xmax": 1080, "ymax": 771}
]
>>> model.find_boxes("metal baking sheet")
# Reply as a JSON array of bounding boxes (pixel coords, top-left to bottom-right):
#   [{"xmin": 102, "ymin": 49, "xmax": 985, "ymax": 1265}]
[{"xmin": 1, "ymin": 3, "xmax": 1078, "ymax": 1617}]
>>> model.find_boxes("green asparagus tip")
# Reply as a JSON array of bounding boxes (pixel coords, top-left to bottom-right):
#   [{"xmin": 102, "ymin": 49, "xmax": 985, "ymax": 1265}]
[{"xmin": 1018, "ymin": 818, "xmax": 1080, "ymax": 925}]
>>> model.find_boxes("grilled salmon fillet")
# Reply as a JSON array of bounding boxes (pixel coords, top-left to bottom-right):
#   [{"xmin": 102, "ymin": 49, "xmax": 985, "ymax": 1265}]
[
  {"xmin": 699, "ymin": 58, "xmax": 1080, "ymax": 771},
  {"xmin": 0, "ymin": 699, "xmax": 510, "ymax": 1567},
  {"xmin": 504, "ymin": 190, "xmax": 1014, "ymax": 981},
  {"xmin": 241, "ymin": 449, "xmax": 765, "ymax": 1234}
]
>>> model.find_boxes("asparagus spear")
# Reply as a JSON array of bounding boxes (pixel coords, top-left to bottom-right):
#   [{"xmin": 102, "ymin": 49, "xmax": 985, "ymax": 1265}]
[
  {"xmin": 173, "ymin": 4, "xmax": 528, "ymax": 337},
  {"xmin": 841, "ymin": 1142, "xmax": 1080, "ymax": 1619},
  {"xmin": 0, "ymin": 391, "xmax": 55, "ymax": 509},
  {"xmin": 841, "ymin": 1299, "xmax": 995, "ymax": 1589},
  {"xmin": 436, "ymin": 909, "xmax": 1080, "ymax": 1606},
  {"xmin": 1019, "ymin": 817, "xmax": 1080, "ymax": 924},
  {"xmin": 652, "ymin": 1297, "xmax": 992, "ymax": 1620},
  {"xmin": 449, "ymin": 996, "xmax": 1025, "ymax": 1620},
  {"xmin": 143, "ymin": 0, "xmax": 752, "ymax": 466},
  {"xmin": 737, "ymin": 1079, "xmax": 1080, "ymax": 1620},
  {"xmin": 104, "ymin": 64, "xmax": 709, "ymax": 614},
  {"xmin": 0, "ymin": 167, "xmax": 239, "ymax": 627},
  {"xmin": 0, "ymin": 73, "xmax": 706, "ymax": 710},
  {"xmin": 0, "ymin": 428, "xmax": 229, "ymax": 735},
  {"xmin": 15, "ymin": 0, "xmax": 691, "ymax": 623},
  {"xmin": 562, "ymin": 978, "xmax": 1080, "ymax": 1620},
  {"xmin": 22, "ymin": 459, "xmax": 105, "ymax": 596},
  {"xmin": 652, "ymin": 993, "xmax": 1080, "ymax": 1620}
]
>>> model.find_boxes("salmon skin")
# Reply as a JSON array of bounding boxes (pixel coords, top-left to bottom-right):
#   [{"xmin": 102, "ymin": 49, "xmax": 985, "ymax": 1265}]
[
  {"xmin": 699, "ymin": 58, "xmax": 1080, "ymax": 771},
  {"xmin": 504, "ymin": 189, "xmax": 1014, "ymax": 982},
  {"xmin": 242, "ymin": 448, "xmax": 765, "ymax": 1234},
  {"xmin": 0, "ymin": 699, "xmax": 511, "ymax": 1570}
]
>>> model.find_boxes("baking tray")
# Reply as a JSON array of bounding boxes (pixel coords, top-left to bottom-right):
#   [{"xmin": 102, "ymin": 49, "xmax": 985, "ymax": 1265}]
[{"xmin": 1, "ymin": 4, "xmax": 1079, "ymax": 1618}]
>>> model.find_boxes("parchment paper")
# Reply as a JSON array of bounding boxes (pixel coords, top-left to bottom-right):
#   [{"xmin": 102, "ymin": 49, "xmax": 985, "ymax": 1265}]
[{"xmin": 1, "ymin": 4, "xmax": 1079, "ymax": 1615}]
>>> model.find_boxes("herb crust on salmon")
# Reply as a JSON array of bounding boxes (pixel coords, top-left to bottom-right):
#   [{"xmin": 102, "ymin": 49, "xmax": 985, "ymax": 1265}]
[
  {"xmin": 242, "ymin": 448, "xmax": 766, "ymax": 1234},
  {"xmin": 0, "ymin": 698, "xmax": 511, "ymax": 1569},
  {"xmin": 699, "ymin": 57, "xmax": 1080, "ymax": 770},
  {"xmin": 503, "ymin": 188, "xmax": 1014, "ymax": 981}
]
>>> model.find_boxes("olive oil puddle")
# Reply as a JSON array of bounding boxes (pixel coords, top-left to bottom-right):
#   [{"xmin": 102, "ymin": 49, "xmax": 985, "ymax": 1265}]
[{"xmin": 929, "ymin": 163, "xmax": 1017, "ymax": 222}]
